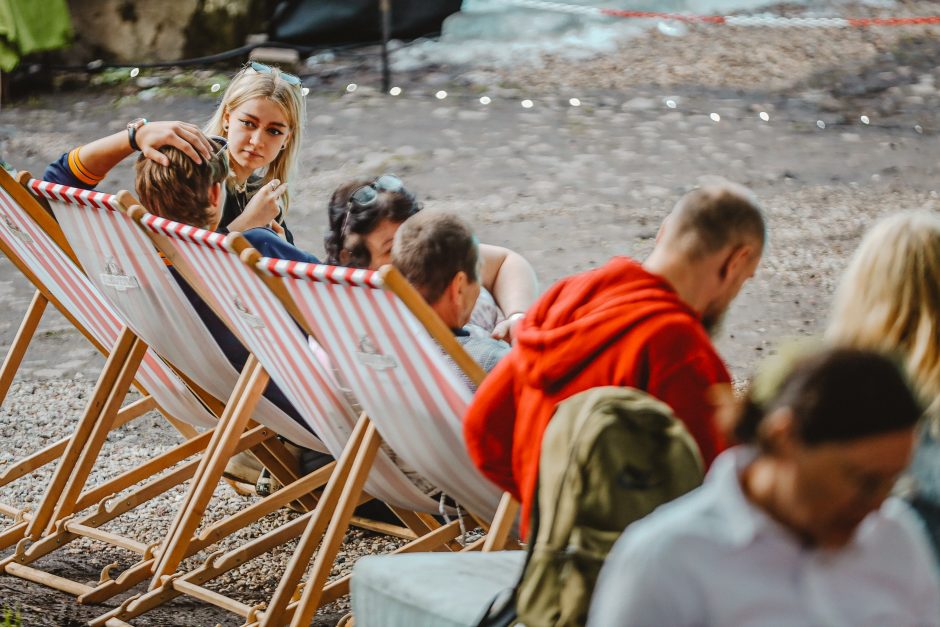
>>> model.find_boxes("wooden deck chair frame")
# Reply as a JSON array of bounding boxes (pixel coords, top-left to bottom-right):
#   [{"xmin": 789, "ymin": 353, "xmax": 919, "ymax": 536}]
[
  {"xmin": 0, "ymin": 168, "xmax": 233, "ymax": 599},
  {"xmin": 245, "ymin": 260, "xmax": 521, "ymax": 627},
  {"xmin": 0, "ymin": 167, "xmax": 200, "ymax": 548},
  {"xmin": 88, "ymin": 209, "xmax": 478, "ymax": 626},
  {"xmin": 0, "ymin": 175, "xmax": 323, "ymax": 605},
  {"xmin": 171, "ymin": 252, "xmax": 518, "ymax": 626}
]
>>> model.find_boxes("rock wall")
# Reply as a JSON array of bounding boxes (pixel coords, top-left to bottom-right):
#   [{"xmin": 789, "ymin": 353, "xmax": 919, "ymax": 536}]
[{"xmin": 65, "ymin": 0, "xmax": 268, "ymax": 64}]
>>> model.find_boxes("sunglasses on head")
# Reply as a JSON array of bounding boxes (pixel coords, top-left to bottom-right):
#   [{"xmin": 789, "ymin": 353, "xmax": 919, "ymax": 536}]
[
  {"xmin": 349, "ymin": 174, "xmax": 405, "ymax": 208},
  {"xmin": 341, "ymin": 174, "xmax": 406, "ymax": 236},
  {"xmin": 249, "ymin": 61, "xmax": 303, "ymax": 88}
]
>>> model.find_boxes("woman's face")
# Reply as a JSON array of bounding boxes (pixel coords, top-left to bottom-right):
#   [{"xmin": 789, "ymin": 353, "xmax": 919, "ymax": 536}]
[
  {"xmin": 223, "ymin": 97, "xmax": 291, "ymax": 181},
  {"xmin": 363, "ymin": 218, "xmax": 401, "ymax": 270}
]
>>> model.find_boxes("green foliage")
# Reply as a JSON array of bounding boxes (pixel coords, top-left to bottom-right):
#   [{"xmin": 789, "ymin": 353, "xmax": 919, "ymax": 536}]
[{"xmin": 1, "ymin": 604, "xmax": 22, "ymax": 627}]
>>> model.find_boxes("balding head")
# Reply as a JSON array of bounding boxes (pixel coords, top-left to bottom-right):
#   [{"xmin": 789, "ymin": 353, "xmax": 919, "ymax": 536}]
[
  {"xmin": 660, "ymin": 182, "xmax": 765, "ymax": 260},
  {"xmin": 645, "ymin": 182, "xmax": 765, "ymax": 334}
]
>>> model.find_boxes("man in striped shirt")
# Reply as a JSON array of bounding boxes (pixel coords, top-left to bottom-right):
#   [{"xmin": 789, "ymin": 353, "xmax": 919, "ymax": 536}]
[{"xmin": 392, "ymin": 210, "xmax": 511, "ymax": 389}]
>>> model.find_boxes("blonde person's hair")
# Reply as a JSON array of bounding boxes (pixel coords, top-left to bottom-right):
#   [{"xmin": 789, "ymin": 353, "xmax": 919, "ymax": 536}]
[
  {"xmin": 827, "ymin": 211, "xmax": 940, "ymax": 416},
  {"xmin": 204, "ymin": 64, "xmax": 306, "ymax": 215}
]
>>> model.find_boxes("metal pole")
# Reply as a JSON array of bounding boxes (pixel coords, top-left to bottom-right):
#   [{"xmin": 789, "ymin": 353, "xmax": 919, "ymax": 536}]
[{"xmin": 380, "ymin": 0, "xmax": 392, "ymax": 93}]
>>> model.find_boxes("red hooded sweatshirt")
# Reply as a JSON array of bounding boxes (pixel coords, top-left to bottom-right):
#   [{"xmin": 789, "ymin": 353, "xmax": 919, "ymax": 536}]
[{"xmin": 464, "ymin": 257, "xmax": 730, "ymax": 536}]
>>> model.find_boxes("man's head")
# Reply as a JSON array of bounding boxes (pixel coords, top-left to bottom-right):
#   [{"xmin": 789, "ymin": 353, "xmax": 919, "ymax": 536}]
[
  {"xmin": 392, "ymin": 210, "xmax": 481, "ymax": 329},
  {"xmin": 134, "ymin": 138, "xmax": 228, "ymax": 230},
  {"xmin": 649, "ymin": 182, "xmax": 765, "ymax": 332},
  {"xmin": 736, "ymin": 348, "xmax": 921, "ymax": 549}
]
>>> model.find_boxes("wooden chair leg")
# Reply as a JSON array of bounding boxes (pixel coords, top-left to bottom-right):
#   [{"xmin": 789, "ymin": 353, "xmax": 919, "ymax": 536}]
[
  {"xmin": 283, "ymin": 421, "xmax": 382, "ymax": 627},
  {"xmin": 78, "ymin": 424, "xmax": 278, "ymax": 605},
  {"xmin": 260, "ymin": 414, "xmax": 374, "ymax": 626},
  {"xmin": 482, "ymin": 493, "xmax": 519, "ymax": 552},
  {"xmin": 86, "ymin": 462, "xmax": 338, "ymax": 624},
  {"xmin": 0, "ymin": 290, "xmax": 47, "ymax": 406},
  {"xmin": 149, "ymin": 356, "xmax": 268, "ymax": 587},
  {"xmin": 251, "ymin": 438, "xmax": 319, "ymax": 512},
  {"xmin": 25, "ymin": 327, "xmax": 140, "ymax": 538},
  {"xmin": 46, "ymin": 336, "xmax": 149, "ymax": 532}
]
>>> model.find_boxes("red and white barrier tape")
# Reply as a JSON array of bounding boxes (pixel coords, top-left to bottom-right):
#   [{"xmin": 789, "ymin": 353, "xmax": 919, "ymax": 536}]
[{"xmin": 501, "ymin": 0, "xmax": 940, "ymax": 27}]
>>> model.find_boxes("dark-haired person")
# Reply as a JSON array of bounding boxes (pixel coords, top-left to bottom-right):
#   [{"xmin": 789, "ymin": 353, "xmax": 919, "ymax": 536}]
[
  {"xmin": 392, "ymin": 210, "xmax": 510, "ymax": 388},
  {"xmin": 464, "ymin": 182, "xmax": 765, "ymax": 536},
  {"xmin": 588, "ymin": 348, "xmax": 940, "ymax": 626},
  {"xmin": 325, "ymin": 176, "xmax": 538, "ymax": 343}
]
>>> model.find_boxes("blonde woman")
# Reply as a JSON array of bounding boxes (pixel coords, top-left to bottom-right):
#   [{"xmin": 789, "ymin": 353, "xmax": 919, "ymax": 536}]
[
  {"xmin": 827, "ymin": 210, "xmax": 940, "ymax": 555},
  {"xmin": 44, "ymin": 62, "xmax": 306, "ymax": 243},
  {"xmin": 204, "ymin": 62, "xmax": 306, "ymax": 244}
]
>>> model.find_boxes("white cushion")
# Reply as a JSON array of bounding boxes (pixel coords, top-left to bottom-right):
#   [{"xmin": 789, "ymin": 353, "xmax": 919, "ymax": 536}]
[{"xmin": 351, "ymin": 550, "xmax": 526, "ymax": 627}]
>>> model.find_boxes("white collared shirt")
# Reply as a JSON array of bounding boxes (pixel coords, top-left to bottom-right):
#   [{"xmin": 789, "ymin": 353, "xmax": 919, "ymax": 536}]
[{"xmin": 588, "ymin": 447, "xmax": 940, "ymax": 627}]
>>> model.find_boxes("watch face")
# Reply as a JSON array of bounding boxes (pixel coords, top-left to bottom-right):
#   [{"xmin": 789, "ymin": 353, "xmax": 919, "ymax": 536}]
[{"xmin": 128, "ymin": 118, "xmax": 146, "ymax": 130}]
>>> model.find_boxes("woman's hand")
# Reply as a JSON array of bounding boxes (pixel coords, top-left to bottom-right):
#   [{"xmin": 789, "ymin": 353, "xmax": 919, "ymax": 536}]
[
  {"xmin": 227, "ymin": 179, "xmax": 287, "ymax": 232},
  {"xmin": 269, "ymin": 220, "xmax": 287, "ymax": 240},
  {"xmin": 492, "ymin": 312, "xmax": 526, "ymax": 344},
  {"xmin": 479, "ymin": 244, "xmax": 539, "ymax": 344},
  {"xmin": 135, "ymin": 121, "xmax": 215, "ymax": 166}
]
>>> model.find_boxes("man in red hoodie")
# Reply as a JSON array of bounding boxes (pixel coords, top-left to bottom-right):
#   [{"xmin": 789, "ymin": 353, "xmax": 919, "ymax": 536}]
[{"xmin": 464, "ymin": 182, "xmax": 765, "ymax": 535}]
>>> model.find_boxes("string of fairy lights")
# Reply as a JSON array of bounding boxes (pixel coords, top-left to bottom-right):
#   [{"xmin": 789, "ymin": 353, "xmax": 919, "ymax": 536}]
[
  {"xmin": 113, "ymin": 62, "xmax": 928, "ymax": 136},
  {"xmin": 336, "ymin": 81, "xmax": 928, "ymax": 135}
]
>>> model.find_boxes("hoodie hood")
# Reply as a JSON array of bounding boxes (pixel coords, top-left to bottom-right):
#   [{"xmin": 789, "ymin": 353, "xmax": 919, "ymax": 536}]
[{"xmin": 514, "ymin": 257, "xmax": 697, "ymax": 392}]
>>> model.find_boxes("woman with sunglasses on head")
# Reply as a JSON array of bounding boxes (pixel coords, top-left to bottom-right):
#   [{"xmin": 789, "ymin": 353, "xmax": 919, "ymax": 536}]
[
  {"xmin": 325, "ymin": 176, "xmax": 539, "ymax": 343},
  {"xmin": 47, "ymin": 62, "xmax": 306, "ymax": 242},
  {"xmin": 203, "ymin": 61, "xmax": 306, "ymax": 244}
]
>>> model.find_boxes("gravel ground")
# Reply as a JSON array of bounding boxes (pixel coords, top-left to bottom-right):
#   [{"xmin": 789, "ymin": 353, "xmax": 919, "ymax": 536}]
[{"xmin": 3, "ymin": 0, "xmax": 940, "ymax": 624}]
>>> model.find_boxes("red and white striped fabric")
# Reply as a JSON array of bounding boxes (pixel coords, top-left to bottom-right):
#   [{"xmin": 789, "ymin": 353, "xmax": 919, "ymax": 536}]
[
  {"xmin": 258, "ymin": 258, "xmax": 503, "ymax": 522},
  {"xmin": 29, "ymin": 179, "xmax": 322, "ymax": 451},
  {"xmin": 0, "ymin": 182, "xmax": 215, "ymax": 428},
  {"xmin": 141, "ymin": 213, "xmax": 442, "ymax": 512}
]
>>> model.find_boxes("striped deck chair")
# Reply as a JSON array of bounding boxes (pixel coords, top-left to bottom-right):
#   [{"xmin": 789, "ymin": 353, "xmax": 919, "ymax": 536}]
[
  {"xmin": 23, "ymin": 179, "xmax": 358, "ymax": 599},
  {"xmin": 89, "ymin": 209, "xmax": 477, "ymax": 626},
  {"xmin": 0, "ymin": 168, "xmax": 224, "ymax": 599},
  {"xmin": 246, "ymin": 258, "xmax": 519, "ymax": 626}
]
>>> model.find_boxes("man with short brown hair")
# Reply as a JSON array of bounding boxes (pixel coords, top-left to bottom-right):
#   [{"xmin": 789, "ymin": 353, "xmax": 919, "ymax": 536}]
[
  {"xmin": 464, "ymin": 181, "xmax": 765, "ymax": 536},
  {"xmin": 134, "ymin": 142, "xmax": 228, "ymax": 230},
  {"xmin": 392, "ymin": 210, "xmax": 510, "ymax": 381}
]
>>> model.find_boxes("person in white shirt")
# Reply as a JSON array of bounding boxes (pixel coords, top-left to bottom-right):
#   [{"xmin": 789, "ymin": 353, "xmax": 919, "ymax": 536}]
[{"xmin": 588, "ymin": 347, "xmax": 940, "ymax": 627}]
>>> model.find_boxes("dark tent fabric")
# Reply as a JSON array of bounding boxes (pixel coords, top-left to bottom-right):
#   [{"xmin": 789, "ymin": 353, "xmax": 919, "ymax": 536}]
[{"xmin": 270, "ymin": 0, "xmax": 462, "ymax": 46}]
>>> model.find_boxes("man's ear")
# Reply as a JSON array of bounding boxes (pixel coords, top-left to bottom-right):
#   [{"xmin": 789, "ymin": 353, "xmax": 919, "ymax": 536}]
[
  {"xmin": 339, "ymin": 249, "xmax": 351, "ymax": 266},
  {"xmin": 759, "ymin": 407, "xmax": 797, "ymax": 455},
  {"xmin": 719, "ymin": 244, "xmax": 754, "ymax": 280},
  {"xmin": 444, "ymin": 271, "xmax": 468, "ymax": 307},
  {"xmin": 208, "ymin": 181, "xmax": 223, "ymax": 208}
]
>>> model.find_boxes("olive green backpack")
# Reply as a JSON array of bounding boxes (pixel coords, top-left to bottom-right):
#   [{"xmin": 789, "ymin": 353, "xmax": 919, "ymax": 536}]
[{"xmin": 480, "ymin": 386, "xmax": 705, "ymax": 627}]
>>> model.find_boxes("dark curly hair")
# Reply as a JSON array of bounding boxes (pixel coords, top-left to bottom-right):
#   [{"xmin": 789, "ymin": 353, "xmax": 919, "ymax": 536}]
[{"xmin": 324, "ymin": 178, "xmax": 421, "ymax": 267}]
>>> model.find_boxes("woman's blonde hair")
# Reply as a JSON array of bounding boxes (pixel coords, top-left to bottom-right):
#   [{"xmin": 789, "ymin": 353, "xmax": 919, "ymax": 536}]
[
  {"xmin": 205, "ymin": 63, "xmax": 306, "ymax": 214},
  {"xmin": 827, "ymin": 211, "xmax": 940, "ymax": 415}
]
